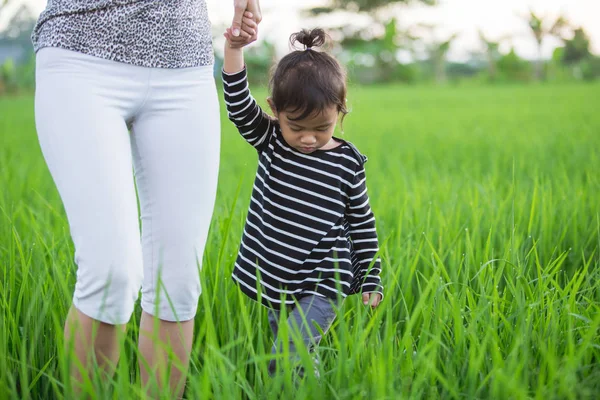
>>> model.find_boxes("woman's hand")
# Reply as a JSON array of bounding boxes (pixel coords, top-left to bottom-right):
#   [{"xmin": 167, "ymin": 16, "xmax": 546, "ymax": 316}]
[
  {"xmin": 362, "ymin": 292, "xmax": 382, "ymax": 308},
  {"xmin": 231, "ymin": 0, "xmax": 262, "ymax": 41},
  {"xmin": 246, "ymin": 0, "xmax": 262, "ymax": 25},
  {"xmin": 224, "ymin": 11, "xmax": 258, "ymax": 49}
]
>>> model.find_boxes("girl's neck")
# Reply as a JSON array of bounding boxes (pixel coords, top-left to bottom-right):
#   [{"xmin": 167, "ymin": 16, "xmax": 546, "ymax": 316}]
[{"xmin": 320, "ymin": 138, "xmax": 342, "ymax": 151}]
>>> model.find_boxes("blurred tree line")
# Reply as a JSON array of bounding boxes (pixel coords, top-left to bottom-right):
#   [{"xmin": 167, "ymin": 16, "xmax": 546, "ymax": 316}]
[
  {"xmin": 298, "ymin": 1, "xmax": 600, "ymax": 84},
  {"xmin": 1, "ymin": 0, "xmax": 599, "ymax": 95},
  {"xmin": 0, "ymin": 3, "xmax": 35, "ymax": 94}
]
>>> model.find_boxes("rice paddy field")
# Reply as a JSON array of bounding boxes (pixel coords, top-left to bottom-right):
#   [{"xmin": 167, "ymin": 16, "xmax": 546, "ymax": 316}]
[{"xmin": 1, "ymin": 82, "xmax": 599, "ymax": 399}]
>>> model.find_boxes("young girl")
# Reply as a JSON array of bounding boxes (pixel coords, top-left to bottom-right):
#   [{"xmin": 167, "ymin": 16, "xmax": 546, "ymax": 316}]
[{"xmin": 223, "ymin": 22, "xmax": 384, "ymax": 375}]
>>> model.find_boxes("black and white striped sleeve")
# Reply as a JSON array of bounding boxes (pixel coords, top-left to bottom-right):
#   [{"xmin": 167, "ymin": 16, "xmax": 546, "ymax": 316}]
[
  {"xmin": 346, "ymin": 165, "xmax": 384, "ymax": 295},
  {"xmin": 222, "ymin": 68, "xmax": 273, "ymax": 152}
]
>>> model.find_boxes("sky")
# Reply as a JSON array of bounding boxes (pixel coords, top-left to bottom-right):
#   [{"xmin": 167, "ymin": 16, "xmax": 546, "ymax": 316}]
[{"xmin": 2, "ymin": 0, "xmax": 599, "ymax": 61}]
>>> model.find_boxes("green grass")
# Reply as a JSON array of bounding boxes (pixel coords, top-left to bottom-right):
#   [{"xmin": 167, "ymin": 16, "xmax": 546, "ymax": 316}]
[{"xmin": 1, "ymin": 82, "xmax": 599, "ymax": 399}]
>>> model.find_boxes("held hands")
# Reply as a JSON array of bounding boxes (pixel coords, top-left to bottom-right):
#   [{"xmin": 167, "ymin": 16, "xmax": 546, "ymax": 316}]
[
  {"xmin": 362, "ymin": 292, "xmax": 383, "ymax": 308},
  {"xmin": 226, "ymin": 0, "xmax": 261, "ymax": 49},
  {"xmin": 232, "ymin": 0, "xmax": 262, "ymax": 35},
  {"xmin": 224, "ymin": 11, "xmax": 259, "ymax": 49}
]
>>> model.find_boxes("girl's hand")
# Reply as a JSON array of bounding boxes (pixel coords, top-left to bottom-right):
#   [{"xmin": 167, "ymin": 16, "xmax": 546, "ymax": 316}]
[
  {"xmin": 362, "ymin": 292, "xmax": 382, "ymax": 308},
  {"xmin": 224, "ymin": 11, "xmax": 259, "ymax": 49}
]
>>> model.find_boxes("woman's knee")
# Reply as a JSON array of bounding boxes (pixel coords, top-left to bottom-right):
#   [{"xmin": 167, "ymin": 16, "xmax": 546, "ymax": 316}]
[
  {"xmin": 72, "ymin": 244, "xmax": 144, "ymax": 324},
  {"xmin": 140, "ymin": 258, "xmax": 202, "ymax": 322}
]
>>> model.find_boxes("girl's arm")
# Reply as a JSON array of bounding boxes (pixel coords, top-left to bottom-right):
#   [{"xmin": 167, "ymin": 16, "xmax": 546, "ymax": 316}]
[
  {"xmin": 223, "ymin": 39, "xmax": 245, "ymax": 74},
  {"xmin": 222, "ymin": 20, "xmax": 273, "ymax": 152},
  {"xmin": 346, "ymin": 166, "xmax": 384, "ymax": 298}
]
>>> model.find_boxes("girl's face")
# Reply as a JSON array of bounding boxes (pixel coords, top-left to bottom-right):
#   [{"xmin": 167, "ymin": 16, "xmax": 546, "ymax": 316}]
[{"xmin": 271, "ymin": 103, "xmax": 339, "ymax": 154}]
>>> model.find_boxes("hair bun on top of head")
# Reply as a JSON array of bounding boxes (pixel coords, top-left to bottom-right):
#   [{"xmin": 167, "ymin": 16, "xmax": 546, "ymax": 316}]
[{"xmin": 290, "ymin": 28, "xmax": 327, "ymax": 50}]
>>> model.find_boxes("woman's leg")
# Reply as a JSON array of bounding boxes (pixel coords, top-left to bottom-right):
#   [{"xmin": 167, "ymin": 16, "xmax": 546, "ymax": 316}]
[
  {"xmin": 130, "ymin": 64, "xmax": 220, "ymax": 397},
  {"xmin": 34, "ymin": 48, "xmax": 147, "ymax": 391},
  {"xmin": 64, "ymin": 308, "xmax": 126, "ymax": 387},
  {"xmin": 138, "ymin": 312, "xmax": 194, "ymax": 397}
]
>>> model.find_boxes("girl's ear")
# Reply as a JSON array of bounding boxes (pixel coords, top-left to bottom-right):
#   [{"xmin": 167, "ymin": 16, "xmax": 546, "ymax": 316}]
[{"xmin": 266, "ymin": 97, "xmax": 277, "ymax": 116}]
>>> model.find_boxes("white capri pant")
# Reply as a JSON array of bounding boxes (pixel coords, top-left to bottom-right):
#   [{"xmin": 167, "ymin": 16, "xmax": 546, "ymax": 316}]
[{"xmin": 35, "ymin": 47, "xmax": 220, "ymax": 324}]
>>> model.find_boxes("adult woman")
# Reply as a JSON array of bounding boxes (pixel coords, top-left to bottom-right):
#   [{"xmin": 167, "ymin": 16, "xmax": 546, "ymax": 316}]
[{"xmin": 32, "ymin": 0, "xmax": 261, "ymax": 396}]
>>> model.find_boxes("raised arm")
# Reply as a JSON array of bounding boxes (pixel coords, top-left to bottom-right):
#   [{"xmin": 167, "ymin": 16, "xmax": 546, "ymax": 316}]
[{"xmin": 222, "ymin": 12, "xmax": 273, "ymax": 152}]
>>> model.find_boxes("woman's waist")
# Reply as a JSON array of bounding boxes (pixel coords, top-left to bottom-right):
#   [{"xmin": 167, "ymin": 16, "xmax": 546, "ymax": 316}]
[{"xmin": 32, "ymin": 1, "xmax": 213, "ymax": 68}]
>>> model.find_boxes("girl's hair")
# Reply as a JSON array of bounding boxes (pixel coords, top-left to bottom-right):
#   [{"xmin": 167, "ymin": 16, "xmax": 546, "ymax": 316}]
[{"xmin": 269, "ymin": 28, "xmax": 348, "ymax": 123}]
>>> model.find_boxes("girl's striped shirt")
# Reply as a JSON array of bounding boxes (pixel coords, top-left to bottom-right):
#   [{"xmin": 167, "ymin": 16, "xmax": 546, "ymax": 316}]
[{"xmin": 223, "ymin": 68, "xmax": 383, "ymax": 308}]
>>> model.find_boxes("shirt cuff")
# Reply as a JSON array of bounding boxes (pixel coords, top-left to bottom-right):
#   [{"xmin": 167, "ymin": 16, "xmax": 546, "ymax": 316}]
[{"xmin": 222, "ymin": 66, "xmax": 247, "ymax": 79}]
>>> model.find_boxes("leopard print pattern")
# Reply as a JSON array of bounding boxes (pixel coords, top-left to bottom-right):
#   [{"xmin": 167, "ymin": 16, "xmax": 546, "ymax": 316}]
[{"xmin": 32, "ymin": 0, "xmax": 214, "ymax": 68}]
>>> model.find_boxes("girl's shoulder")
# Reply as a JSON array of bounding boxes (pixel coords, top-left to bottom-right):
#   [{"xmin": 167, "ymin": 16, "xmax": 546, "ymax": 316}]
[{"xmin": 333, "ymin": 137, "xmax": 368, "ymax": 167}]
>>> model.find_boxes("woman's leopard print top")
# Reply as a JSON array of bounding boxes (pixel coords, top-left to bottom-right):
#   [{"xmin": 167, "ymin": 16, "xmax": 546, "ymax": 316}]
[{"xmin": 32, "ymin": 0, "xmax": 214, "ymax": 68}]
